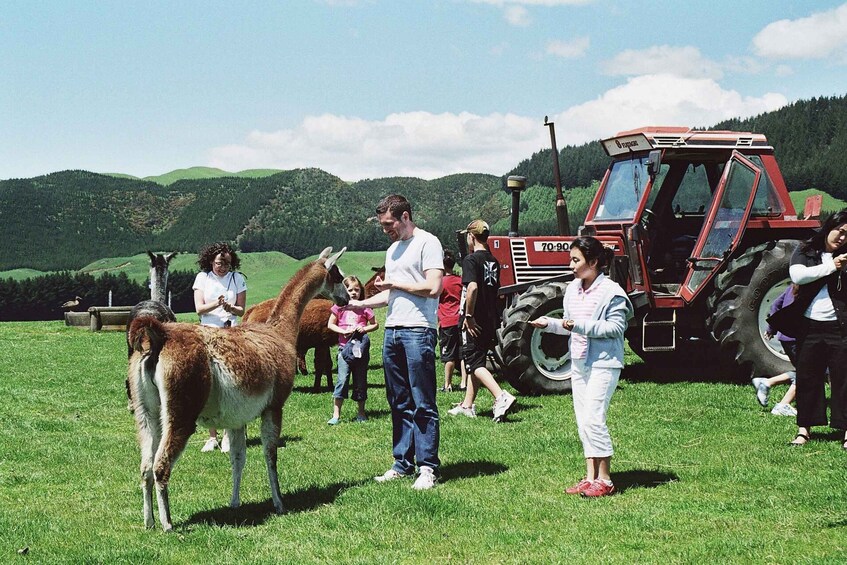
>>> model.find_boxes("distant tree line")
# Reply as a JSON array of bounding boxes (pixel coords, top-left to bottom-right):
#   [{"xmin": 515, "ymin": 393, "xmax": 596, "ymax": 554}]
[{"xmin": 0, "ymin": 270, "xmax": 198, "ymax": 322}]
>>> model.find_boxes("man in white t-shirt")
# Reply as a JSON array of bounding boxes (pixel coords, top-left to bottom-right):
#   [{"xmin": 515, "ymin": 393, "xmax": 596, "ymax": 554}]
[{"xmin": 349, "ymin": 194, "xmax": 444, "ymax": 490}]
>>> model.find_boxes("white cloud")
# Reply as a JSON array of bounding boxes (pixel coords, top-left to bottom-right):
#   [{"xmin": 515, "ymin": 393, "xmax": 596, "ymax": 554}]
[
  {"xmin": 546, "ymin": 36, "xmax": 589, "ymax": 59},
  {"xmin": 208, "ymin": 112, "xmax": 548, "ymax": 181},
  {"xmin": 208, "ymin": 77, "xmax": 788, "ymax": 180},
  {"xmin": 549, "ymin": 75, "xmax": 788, "ymax": 145},
  {"xmin": 602, "ymin": 45, "xmax": 723, "ymax": 79},
  {"xmin": 504, "ymin": 5, "xmax": 531, "ymax": 26},
  {"xmin": 753, "ymin": 3, "xmax": 847, "ymax": 59}
]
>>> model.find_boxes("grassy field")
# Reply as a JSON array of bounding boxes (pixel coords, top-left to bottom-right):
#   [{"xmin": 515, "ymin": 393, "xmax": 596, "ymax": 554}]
[{"xmin": 2, "ymin": 314, "xmax": 846, "ymax": 564}]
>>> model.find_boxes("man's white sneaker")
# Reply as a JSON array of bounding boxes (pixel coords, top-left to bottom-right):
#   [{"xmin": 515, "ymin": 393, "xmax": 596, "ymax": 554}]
[
  {"xmin": 771, "ymin": 403, "xmax": 797, "ymax": 416},
  {"xmin": 201, "ymin": 437, "xmax": 219, "ymax": 452},
  {"xmin": 412, "ymin": 467, "xmax": 437, "ymax": 490},
  {"xmin": 220, "ymin": 430, "xmax": 230, "ymax": 453},
  {"xmin": 752, "ymin": 377, "xmax": 770, "ymax": 407},
  {"xmin": 374, "ymin": 469, "xmax": 408, "ymax": 483},
  {"xmin": 492, "ymin": 391, "xmax": 516, "ymax": 421},
  {"xmin": 447, "ymin": 403, "xmax": 476, "ymax": 418}
]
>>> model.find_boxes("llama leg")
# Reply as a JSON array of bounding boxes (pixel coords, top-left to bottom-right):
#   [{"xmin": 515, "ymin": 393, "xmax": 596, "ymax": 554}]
[
  {"xmin": 228, "ymin": 426, "xmax": 248, "ymax": 508},
  {"xmin": 261, "ymin": 409, "xmax": 286, "ymax": 514},
  {"xmin": 153, "ymin": 422, "xmax": 194, "ymax": 532},
  {"xmin": 137, "ymin": 416, "xmax": 160, "ymax": 529}
]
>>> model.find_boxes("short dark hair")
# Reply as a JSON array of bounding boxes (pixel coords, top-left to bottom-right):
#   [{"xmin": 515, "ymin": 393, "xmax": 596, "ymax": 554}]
[
  {"xmin": 443, "ymin": 249, "xmax": 456, "ymax": 271},
  {"xmin": 198, "ymin": 242, "xmax": 241, "ymax": 272},
  {"xmin": 570, "ymin": 236, "xmax": 613, "ymax": 270},
  {"xmin": 802, "ymin": 208, "xmax": 847, "ymax": 253},
  {"xmin": 376, "ymin": 194, "xmax": 413, "ymax": 222}
]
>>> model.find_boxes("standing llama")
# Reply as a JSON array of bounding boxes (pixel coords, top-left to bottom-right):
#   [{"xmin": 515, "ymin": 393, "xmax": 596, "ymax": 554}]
[
  {"xmin": 244, "ymin": 264, "xmax": 385, "ymax": 391},
  {"xmin": 128, "ymin": 246, "xmax": 347, "ymax": 531},
  {"xmin": 126, "ymin": 251, "xmax": 177, "ymax": 358}
]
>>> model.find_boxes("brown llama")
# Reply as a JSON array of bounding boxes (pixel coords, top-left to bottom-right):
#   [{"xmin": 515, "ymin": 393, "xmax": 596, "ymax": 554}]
[
  {"xmin": 128, "ymin": 247, "xmax": 347, "ymax": 531},
  {"xmin": 245, "ymin": 298, "xmax": 336, "ymax": 391},
  {"xmin": 244, "ymin": 263, "xmax": 383, "ymax": 391}
]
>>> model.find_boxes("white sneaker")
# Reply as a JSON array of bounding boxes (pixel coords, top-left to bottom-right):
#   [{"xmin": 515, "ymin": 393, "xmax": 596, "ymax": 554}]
[
  {"xmin": 221, "ymin": 431, "xmax": 230, "ymax": 453},
  {"xmin": 771, "ymin": 403, "xmax": 797, "ymax": 416},
  {"xmin": 752, "ymin": 378, "xmax": 770, "ymax": 407},
  {"xmin": 412, "ymin": 467, "xmax": 437, "ymax": 490},
  {"xmin": 374, "ymin": 469, "xmax": 408, "ymax": 483},
  {"xmin": 492, "ymin": 391, "xmax": 516, "ymax": 421},
  {"xmin": 201, "ymin": 437, "xmax": 219, "ymax": 452},
  {"xmin": 447, "ymin": 403, "xmax": 476, "ymax": 418}
]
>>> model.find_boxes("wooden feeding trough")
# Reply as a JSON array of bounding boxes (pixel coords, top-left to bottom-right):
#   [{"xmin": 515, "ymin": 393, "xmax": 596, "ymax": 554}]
[
  {"xmin": 64, "ymin": 311, "xmax": 91, "ymax": 327},
  {"xmin": 87, "ymin": 306, "xmax": 133, "ymax": 331}
]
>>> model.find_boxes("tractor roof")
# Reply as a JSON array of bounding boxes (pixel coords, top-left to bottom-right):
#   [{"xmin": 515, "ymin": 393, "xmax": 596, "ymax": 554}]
[{"xmin": 602, "ymin": 126, "xmax": 772, "ymax": 157}]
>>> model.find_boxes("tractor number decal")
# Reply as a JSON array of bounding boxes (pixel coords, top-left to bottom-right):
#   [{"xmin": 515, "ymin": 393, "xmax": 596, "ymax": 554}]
[{"xmin": 534, "ymin": 241, "xmax": 571, "ymax": 252}]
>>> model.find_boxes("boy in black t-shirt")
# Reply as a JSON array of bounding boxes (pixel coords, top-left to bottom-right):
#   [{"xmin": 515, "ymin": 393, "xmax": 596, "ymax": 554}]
[{"xmin": 447, "ymin": 220, "xmax": 517, "ymax": 422}]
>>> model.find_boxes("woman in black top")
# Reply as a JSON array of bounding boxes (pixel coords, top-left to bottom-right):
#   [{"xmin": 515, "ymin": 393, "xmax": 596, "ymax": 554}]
[{"xmin": 787, "ymin": 209, "xmax": 847, "ymax": 447}]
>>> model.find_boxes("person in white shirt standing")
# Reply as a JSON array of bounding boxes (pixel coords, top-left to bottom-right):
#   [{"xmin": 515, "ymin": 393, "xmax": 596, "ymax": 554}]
[
  {"xmin": 349, "ymin": 194, "xmax": 444, "ymax": 490},
  {"xmin": 193, "ymin": 242, "xmax": 247, "ymax": 452}
]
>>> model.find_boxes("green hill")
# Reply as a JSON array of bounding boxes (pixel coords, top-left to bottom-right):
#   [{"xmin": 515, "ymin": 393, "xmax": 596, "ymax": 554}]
[{"xmin": 4, "ymin": 94, "xmax": 847, "ymax": 272}]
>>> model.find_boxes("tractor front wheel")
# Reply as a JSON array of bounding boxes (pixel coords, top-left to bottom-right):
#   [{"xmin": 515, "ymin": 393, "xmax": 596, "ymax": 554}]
[{"xmin": 496, "ymin": 282, "xmax": 572, "ymax": 395}]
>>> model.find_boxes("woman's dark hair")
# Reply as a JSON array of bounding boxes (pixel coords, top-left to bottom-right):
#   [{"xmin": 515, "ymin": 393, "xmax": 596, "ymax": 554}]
[
  {"xmin": 571, "ymin": 235, "xmax": 614, "ymax": 270},
  {"xmin": 197, "ymin": 242, "xmax": 241, "ymax": 272},
  {"xmin": 801, "ymin": 208, "xmax": 847, "ymax": 253}
]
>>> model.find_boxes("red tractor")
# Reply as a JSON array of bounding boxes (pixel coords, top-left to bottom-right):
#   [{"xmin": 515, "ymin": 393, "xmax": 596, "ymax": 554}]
[{"xmin": 490, "ymin": 125, "xmax": 821, "ymax": 394}]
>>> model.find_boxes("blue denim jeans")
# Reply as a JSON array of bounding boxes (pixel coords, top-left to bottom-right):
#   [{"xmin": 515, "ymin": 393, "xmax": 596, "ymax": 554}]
[
  {"xmin": 383, "ymin": 327, "xmax": 440, "ymax": 474},
  {"xmin": 333, "ymin": 350, "xmax": 369, "ymax": 401}
]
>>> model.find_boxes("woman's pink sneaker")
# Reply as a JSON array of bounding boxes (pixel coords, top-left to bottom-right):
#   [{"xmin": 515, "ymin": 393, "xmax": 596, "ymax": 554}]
[
  {"xmin": 581, "ymin": 480, "xmax": 616, "ymax": 497},
  {"xmin": 565, "ymin": 479, "xmax": 592, "ymax": 495}
]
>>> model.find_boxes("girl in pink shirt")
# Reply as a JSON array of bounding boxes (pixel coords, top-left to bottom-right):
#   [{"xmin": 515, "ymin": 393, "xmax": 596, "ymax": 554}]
[{"xmin": 326, "ymin": 276, "xmax": 379, "ymax": 424}]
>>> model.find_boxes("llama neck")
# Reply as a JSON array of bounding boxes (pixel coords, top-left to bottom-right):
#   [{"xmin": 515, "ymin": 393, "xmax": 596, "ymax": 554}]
[
  {"xmin": 150, "ymin": 268, "xmax": 168, "ymax": 304},
  {"xmin": 267, "ymin": 262, "xmax": 326, "ymax": 327}
]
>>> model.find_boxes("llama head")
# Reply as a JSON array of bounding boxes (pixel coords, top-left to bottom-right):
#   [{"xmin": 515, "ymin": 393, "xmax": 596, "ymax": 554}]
[
  {"xmin": 146, "ymin": 251, "xmax": 178, "ymax": 303},
  {"xmin": 318, "ymin": 247, "xmax": 349, "ymax": 306}
]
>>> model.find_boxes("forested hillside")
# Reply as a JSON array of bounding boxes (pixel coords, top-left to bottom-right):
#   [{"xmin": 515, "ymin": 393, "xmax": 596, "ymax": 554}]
[{"xmin": 3, "ymin": 94, "xmax": 845, "ymax": 272}]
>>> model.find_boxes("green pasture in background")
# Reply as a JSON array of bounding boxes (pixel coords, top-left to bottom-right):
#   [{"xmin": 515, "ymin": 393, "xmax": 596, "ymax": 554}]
[{"xmin": 1, "ymin": 311, "xmax": 846, "ymax": 563}]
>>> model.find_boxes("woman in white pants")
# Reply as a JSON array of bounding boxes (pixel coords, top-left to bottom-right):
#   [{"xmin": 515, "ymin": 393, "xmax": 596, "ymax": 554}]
[{"xmin": 530, "ymin": 236, "xmax": 633, "ymax": 497}]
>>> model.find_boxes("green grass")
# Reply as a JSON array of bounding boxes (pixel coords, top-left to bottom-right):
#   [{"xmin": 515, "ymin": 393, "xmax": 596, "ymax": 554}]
[{"xmin": 2, "ymin": 316, "xmax": 846, "ymax": 563}]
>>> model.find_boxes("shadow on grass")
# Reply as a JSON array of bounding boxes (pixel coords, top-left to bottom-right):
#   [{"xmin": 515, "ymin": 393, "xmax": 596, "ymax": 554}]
[
  {"xmin": 245, "ymin": 435, "xmax": 302, "ymax": 448},
  {"xmin": 439, "ymin": 460, "xmax": 508, "ymax": 483},
  {"xmin": 185, "ymin": 479, "xmax": 365, "ymax": 527},
  {"xmin": 612, "ymin": 469, "xmax": 678, "ymax": 494}
]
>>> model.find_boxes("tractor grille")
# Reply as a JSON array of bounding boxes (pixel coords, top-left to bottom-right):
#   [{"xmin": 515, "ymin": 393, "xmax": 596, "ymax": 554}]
[{"xmin": 510, "ymin": 239, "xmax": 572, "ymax": 284}]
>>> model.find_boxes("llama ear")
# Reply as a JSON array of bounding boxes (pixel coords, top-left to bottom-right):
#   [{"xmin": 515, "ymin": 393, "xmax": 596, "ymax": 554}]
[
  {"xmin": 164, "ymin": 252, "xmax": 177, "ymax": 263},
  {"xmin": 319, "ymin": 247, "xmax": 333, "ymax": 260},
  {"xmin": 147, "ymin": 250, "xmax": 156, "ymax": 263},
  {"xmin": 325, "ymin": 247, "xmax": 347, "ymax": 271}
]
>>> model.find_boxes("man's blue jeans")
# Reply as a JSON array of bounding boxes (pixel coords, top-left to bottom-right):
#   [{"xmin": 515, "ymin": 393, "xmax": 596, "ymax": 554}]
[{"xmin": 383, "ymin": 327, "xmax": 440, "ymax": 474}]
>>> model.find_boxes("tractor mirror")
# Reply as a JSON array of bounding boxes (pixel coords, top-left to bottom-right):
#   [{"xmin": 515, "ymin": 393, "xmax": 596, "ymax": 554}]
[{"xmin": 647, "ymin": 150, "xmax": 662, "ymax": 179}]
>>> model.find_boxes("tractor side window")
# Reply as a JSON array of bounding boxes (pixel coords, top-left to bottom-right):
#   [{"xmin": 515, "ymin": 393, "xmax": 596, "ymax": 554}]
[
  {"xmin": 671, "ymin": 164, "xmax": 711, "ymax": 215},
  {"xmin": 595, "ymin": 157, "xmax": 648, "ymax": 221},
  {"xmin": 747, "ymin": 156, "xmax": 785, "ymax": 216}
]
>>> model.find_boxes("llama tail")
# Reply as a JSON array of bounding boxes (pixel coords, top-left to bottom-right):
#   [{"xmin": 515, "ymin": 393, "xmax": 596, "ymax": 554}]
[{"xmin": 128, "ymin": 316, "xmax": 167, "ymax": 362}]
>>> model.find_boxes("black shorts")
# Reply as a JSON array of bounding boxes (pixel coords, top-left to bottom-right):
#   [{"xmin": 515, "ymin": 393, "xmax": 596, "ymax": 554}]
[
  {"xmin": 439, "ymin": 325, "xmax": 461, "ymax": 362},
  {"xmin": 462, "ymin": 330, "xmax": 494, "ymax": 374}
]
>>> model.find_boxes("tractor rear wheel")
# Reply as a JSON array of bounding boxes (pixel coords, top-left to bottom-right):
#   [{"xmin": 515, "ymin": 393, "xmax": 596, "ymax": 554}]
[
  {"xmin": 495, "ymin": 282, "xmax": 572, "ymax": 395},
  {"xmin": 707, "ymin": 240, "xmax": 799, "ymax": 379}
]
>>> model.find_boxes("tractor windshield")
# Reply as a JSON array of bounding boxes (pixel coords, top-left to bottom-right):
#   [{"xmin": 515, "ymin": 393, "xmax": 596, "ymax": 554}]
[{"xmin": 595, "ymin": 156, "xmax": 650, "ymax": 221}]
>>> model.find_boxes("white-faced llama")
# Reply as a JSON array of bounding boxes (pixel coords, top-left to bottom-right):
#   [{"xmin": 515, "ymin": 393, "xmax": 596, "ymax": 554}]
[{"xmin": 127, "ymin": 247, "xmax": 348, "ymax": 531}]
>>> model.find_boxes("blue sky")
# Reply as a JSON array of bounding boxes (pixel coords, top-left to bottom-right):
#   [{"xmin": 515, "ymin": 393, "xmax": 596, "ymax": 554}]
[{"xmin": 2, "ymin": 0, "xmax": 846, "ymax": 181}]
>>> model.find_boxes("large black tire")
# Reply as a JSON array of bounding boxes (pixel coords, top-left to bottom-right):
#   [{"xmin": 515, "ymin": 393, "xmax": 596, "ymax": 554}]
[
  {"xmin": 707, "ymin": 240, "xmax": 799, "ymax": 379},
  {"xmin": 496, "ymin": 282, "xmax": 572, "ymax": 395}
]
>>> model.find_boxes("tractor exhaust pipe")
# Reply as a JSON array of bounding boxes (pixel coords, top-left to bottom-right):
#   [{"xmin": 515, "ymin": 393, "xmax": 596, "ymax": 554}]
[
  {"xmin": 507, "ymin": 175, "xmax": 527, "ymax": 237},
  {"xmin": 544, "ymin": 116, "xmax": 571, "ymax": 236}
]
